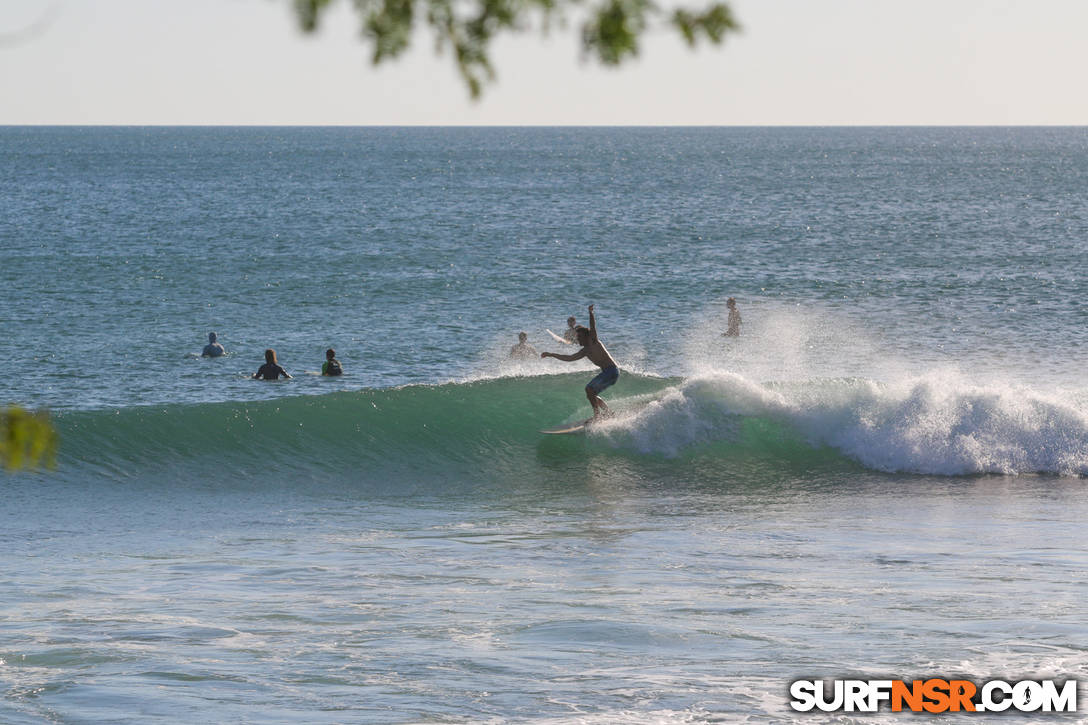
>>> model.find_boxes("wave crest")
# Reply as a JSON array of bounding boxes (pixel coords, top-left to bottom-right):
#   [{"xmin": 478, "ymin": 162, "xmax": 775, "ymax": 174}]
[
  {"xmin": 599, "ymin": 373, "xmax": 1088, "ymax": 475},
  {"xmin": 47, "ymin": 372, "xmax": 1088, "ymax": 479}
]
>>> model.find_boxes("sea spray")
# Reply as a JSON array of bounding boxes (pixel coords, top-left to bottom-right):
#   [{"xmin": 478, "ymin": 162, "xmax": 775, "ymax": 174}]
[
  {"xmin": 818, "ymin": 375, "xmax": 1088, "ymax": 476},
  {"xmin": 593, "ymin": 372, "xmax": 1088, "ymax": 476}
]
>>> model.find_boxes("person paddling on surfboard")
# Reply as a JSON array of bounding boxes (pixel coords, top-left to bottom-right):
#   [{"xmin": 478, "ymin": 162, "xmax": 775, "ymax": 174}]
[{"xmin": 541, "ymin": 304, "xmax": 618, "ymax": 420}]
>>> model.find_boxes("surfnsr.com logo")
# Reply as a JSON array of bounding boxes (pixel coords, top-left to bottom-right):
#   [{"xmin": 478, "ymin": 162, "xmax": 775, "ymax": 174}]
[{"xmin": 789, "ymin": 678, "xmax": 1078, "ymax": 713}]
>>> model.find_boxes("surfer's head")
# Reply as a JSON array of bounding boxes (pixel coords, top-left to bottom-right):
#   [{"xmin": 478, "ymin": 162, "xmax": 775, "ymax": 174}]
[
  {"xmin": 726, "ymin": 297, "xmax": 736, "ymax": 308},
  {"xmin": 264, "ymin": 349, "xmax": 277, "ymax": 365},
  {"xmin": 326, "ymin": 348, "xmax": 336, "ymax": 360},
  {"xmin": 208, "ymin": 331, "xmax": 217, "ymax": 343},
  {"xmin": 575, "ymin": 325, "xmax": 590, "ymax": 345},
  {"xmin": 567, "ymin": 316, "xmax": 576, "ymax": 327},
  {"xmin": 518, "ymin": 332, "xmax": 528, "ymax": 343}
]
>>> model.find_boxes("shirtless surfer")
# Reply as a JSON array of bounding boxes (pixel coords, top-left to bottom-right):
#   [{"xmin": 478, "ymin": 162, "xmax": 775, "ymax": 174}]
[
  {"xmin": 541, "ymin": 304, "xmax": 618, "ymax": 419},
  {"xmin": 724, "ymin": 297, "xmax": 741, "ymax": 337},
  {"xmin": 202, "ymin": 332, "xmax": 225, "ymax": 357},
  {"xmin": 509, "ymin": 332, "xmax": 539, "ymax": 360},
  {"xmin": 562, "ymin": 316, "xmax": 578, "ymax": 343},
  {"xmin": 546, "ymin": 316, "xmax": 580, "ymax": 345}
]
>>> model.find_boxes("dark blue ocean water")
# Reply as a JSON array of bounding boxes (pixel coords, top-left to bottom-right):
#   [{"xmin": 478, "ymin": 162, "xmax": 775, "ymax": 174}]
[
  {"xmin": 4, "ymin": 127, "xmax": 1087, "ymax": 409},
  {"xmin": 2, "ymin": 127, "xmax": 1087, "ymax": 723}
]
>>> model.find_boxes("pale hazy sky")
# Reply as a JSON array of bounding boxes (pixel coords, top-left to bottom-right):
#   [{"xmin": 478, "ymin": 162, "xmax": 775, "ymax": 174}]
[{"xmin": 2, "ymin": 0, "xmax": 1086, "ymax": 125}]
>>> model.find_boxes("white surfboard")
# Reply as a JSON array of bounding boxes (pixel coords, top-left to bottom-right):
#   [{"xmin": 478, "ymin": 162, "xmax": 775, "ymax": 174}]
[
  {"xmin": 541, "ymin": 418, "xmax": 593, "ymax": 435},
  {"xmin": 546, "ymin": 329, "xmax": 574, "ymax": 345}
]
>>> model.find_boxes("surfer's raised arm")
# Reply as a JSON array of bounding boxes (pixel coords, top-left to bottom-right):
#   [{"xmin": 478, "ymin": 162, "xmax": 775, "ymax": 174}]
[{"xmin": 540, "ymin": 303, "xmax": 618, "ymax": 421}]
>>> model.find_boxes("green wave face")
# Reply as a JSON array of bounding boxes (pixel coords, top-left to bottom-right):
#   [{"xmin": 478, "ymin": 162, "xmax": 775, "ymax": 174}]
[
  {"xmin": 45, "ymin": 371, "xmax": 1088, "ymax": 485},
  {"xmin": 49, "ymin": 373, "xmax": 677, "ymax": 484}
]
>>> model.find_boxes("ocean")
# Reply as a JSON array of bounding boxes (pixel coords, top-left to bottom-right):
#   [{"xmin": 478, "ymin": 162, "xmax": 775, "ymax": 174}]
[{"xmin": 2, "ymin": 126, "xmax": 1087, "ymax": 723}]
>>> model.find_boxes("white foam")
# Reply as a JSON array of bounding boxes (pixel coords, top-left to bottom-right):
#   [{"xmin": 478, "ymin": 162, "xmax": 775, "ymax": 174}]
[{"xmin": 596, "ymin": 370, "xmax": 1088, "ymax": 476}]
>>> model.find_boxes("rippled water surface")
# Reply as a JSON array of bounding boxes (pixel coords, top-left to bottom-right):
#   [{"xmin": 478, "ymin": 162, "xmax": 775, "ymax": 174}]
[{"xmin": 2, "ymin": 127, "xmax": 1087, "ymax": 722}]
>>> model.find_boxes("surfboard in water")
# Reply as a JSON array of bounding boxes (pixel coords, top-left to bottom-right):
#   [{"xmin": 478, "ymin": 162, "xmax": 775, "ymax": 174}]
[
  {"xmin": 545, "ymin": 329, "xmax": 574, "ymax": 345},
  {"xmin": 541, "ymin": 418, "xmax": 593, "ymax": 435}
]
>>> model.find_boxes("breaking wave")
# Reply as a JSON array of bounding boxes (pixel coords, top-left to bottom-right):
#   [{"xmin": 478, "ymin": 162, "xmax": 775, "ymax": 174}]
[{"xmin": 45, "ymin": 371, "xmax": 1088, "ymax": 481}]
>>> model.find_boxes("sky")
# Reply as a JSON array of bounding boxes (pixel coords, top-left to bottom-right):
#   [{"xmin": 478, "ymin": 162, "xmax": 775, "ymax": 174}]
[{"xmin": 1, "ymin": 0, "xmax": 1087, "ymax": 125}]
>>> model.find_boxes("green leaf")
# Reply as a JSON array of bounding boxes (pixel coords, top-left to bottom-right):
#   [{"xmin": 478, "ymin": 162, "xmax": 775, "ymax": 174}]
[
  {"xmin": 290, "ymin": 0, "xmax": 740, "ymax": 97},
  {"xmin": 1, "ymin": 405, "xmax": 58, "ymax": 473}
]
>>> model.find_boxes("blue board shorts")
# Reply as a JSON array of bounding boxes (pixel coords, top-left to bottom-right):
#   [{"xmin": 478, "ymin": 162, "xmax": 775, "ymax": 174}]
[{"xmin": 586, "ymin": 366, "xmax": 619, "ymax": 394}]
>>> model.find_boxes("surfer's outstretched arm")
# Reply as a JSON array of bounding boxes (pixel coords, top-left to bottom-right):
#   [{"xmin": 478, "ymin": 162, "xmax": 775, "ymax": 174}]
[
  {"xmin": 588, "ymin": 304, "xmax": 599, "ymax": 343},
  {"xmin": 542, "ymin": 349, "xmax": 587, "ymax": 362}
]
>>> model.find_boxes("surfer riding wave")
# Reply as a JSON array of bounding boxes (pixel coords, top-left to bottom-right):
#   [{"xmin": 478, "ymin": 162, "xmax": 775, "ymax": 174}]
[{"xmin": 541, "ymin": 304, "xmax": 618, "ymax": 419}]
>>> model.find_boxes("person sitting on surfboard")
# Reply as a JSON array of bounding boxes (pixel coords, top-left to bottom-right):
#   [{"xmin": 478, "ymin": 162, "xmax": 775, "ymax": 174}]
[
  {"xmin": 509, "ymin": 332, "xmax": 538, "ymax": 360},
  {"xmin": 541, "ymin": 304, "xmax": 618, "ymax": 419},
  {"xmin": 201, "ymin": 331, "xmax": 225, "ymax": 358},
  {"xmin": 253, "ymin": 348, "xmax": 291, "ymax": 380},
  {"xmin": 321, "ymin": 348, "xmax": 343, "ymax": 376}
]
